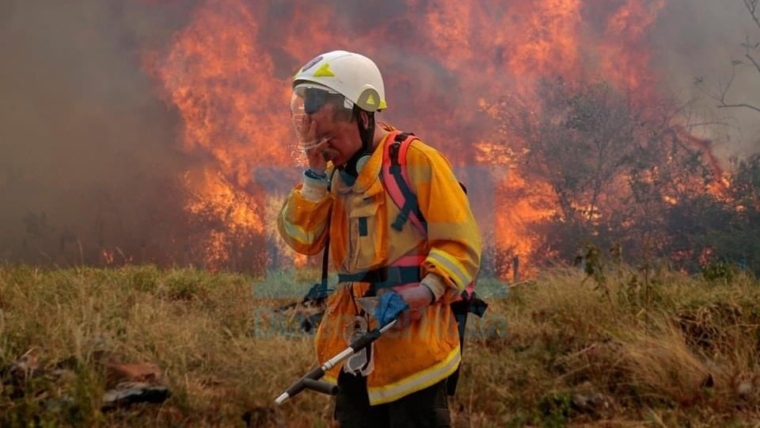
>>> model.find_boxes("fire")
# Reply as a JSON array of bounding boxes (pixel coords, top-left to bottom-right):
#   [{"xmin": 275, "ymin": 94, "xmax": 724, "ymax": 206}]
[
  {"xmin": 102, "ymin": 249, "xmax": 115, "ymax": 265},
  {"xmin": 676, "ymin": 128, "xmax": 732, "ymax": 195},
  {"xmin": 506, "ymin": 0, "xmax": 583, "ymax": 80},
  {"xmin": 180, "ymin": 168, "xmax": 264, "ymax": 269},
  {"xmin": 598, "ymin": 0, "xmax": 666, "ymax": 97},
  {"xmin": 141, "ymin": 0, "xmax": 715, "ymax": 277}
]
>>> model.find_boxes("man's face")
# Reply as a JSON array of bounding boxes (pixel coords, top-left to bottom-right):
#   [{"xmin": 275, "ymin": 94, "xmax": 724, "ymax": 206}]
[{"xmin": 308, "ymin": 103, "xmax": 361, "ymax": 167}]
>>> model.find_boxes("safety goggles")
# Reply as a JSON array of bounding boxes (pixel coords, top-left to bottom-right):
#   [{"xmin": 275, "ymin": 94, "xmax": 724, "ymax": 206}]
[
  {"xmin": 293, "ymin": 84, "xmax": 354, "ymax": 114},
  {"xmin": 290, "ymin": 93, "xmax": 329, "ymax": 152},
  {"xmin": 303, "ymin": 87, "xmax": 334, "ymax": 114}
]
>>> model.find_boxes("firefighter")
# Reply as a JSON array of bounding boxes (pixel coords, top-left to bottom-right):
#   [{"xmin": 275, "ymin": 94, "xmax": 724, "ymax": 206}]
[{"xmin": 277, "ymin": 49, "xmax": 482, "ymax": 427}]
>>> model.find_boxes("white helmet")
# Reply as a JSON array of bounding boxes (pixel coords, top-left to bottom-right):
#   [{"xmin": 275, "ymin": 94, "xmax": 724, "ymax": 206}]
[{"xmin": 292, "ymin": 50, "xmax": 387, "ymax": 113}]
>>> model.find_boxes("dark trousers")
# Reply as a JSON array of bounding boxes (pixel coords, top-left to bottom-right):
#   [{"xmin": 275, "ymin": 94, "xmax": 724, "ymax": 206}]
[{"xmin": 334, "ymin": 370, "xmax": 451, "ymax": 428}]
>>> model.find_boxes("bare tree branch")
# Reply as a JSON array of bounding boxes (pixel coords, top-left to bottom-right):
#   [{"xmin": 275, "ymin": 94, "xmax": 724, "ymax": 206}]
[
  {"xmin": 746, "ymin": 50, "xmax": 760, "ymax": 77},
  {"xmin": 715, "ymin": 65, "xmax": 760, "ymax": 112},
  {"xmin": 697, "ymin": 45, "xmax": 760, "ymax": 113},
  {"xmin": 744, "ymin": 0, "xmax": 760, "ymax": 31},
  {"xmin": 719, "ymin": 66, "xmax": 737, "ymax": 102},
  {"xmin": 718, "ymin": 103, "xmax": 760, "ymax": 113},
  {"xmin": 699, "ymin": 1, "xmax": 760, "ymax": 114}
]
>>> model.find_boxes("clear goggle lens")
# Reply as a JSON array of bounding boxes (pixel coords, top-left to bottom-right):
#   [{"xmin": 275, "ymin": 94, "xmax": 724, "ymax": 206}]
[{"xmin": 290, "ymin": 92, "xmax": 328, "ymax": 152}]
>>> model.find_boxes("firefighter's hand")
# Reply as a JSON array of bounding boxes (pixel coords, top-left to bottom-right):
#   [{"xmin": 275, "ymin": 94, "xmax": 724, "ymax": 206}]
[
  {"xmin": 391, "ymin": 284, "xmax": 435, "ymax": 330},
  {"xmin": 299, "ymin": 115, "xmax": 328, "ymax": 174},
  {"xmin": 376, "ymin": 291, "xmax": 410, "ymax": 328}
]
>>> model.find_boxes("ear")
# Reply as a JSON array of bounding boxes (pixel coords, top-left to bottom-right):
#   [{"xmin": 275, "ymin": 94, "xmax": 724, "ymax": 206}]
[{"xmin": 359, "ymin": 111, "xmax": 370, "ymax": 128}]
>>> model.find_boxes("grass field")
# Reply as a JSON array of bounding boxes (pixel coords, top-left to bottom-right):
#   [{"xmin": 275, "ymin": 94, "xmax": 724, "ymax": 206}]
[{"xmin": 1, "ymin": 263, "xmax": 759, "ymax": 427}]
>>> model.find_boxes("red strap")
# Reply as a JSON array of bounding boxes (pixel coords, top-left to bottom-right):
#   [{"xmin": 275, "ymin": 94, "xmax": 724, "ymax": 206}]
[
  {"xmin": 464, "ymin": 281, "xmax": 475, "ymax": 298},
  {"xmin": 391, "ymin": 254, "xmax": 425, "ymax": 267},
  {"xmin": 381, "ymin": 132, "xmax": 426, "ymax": 235},
  {"xmin": 382, "ymin": 132, "xmax": 477, "ymax": 300}
]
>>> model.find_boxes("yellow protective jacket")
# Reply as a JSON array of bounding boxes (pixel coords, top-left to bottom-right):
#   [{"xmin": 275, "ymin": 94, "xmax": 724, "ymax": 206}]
[{"xmin": 277, "ymin": 126, "xmax": 482, "ymax": 405}]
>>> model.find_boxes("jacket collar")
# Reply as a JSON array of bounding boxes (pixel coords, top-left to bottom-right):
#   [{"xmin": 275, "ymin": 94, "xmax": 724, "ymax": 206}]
[{"xmin": 334, "ymin": 131, "xmax": 399, "ymax": 195}]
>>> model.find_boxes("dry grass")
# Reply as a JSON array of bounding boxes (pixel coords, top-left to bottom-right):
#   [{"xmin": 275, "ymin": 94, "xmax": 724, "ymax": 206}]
[{"xmin": 1, "ymin": 263, "xmax": 760, "ymax": 427}]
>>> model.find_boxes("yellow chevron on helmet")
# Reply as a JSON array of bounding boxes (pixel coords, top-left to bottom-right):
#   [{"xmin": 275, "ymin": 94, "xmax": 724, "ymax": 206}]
[{"xmin": 293, "ymin": 50, "xmax": 387, "ymax": 113}]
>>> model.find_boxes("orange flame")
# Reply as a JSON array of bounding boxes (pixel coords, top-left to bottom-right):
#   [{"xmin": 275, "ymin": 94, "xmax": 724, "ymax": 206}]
[{"xmin": 142, "ymin": 0, "xmax": 705, "ymax": 276}]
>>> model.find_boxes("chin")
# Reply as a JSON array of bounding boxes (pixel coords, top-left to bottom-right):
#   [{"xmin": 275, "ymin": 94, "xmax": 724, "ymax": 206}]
[{"xmin": 326, "ymin": 152, "xmax": 345, "ymax": 167}]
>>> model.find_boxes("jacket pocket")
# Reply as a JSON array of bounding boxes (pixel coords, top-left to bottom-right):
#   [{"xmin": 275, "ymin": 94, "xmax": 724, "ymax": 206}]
[{"xmin": 347, "ymin": 195, "xmax": 385, "ymax": 271}]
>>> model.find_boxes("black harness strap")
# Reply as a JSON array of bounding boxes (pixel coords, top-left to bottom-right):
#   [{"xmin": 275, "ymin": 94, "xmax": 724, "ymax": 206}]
[
  {"xmin": 337, "ymin": 266, "xmax": 422, "ymax": 297},
  {"xmin": 304, "ymin": 169, "xmax": 338, "ymax": 303},
  {"xmin": 388, "ymin": 133, "xmax": 427, "ymax": 232}
]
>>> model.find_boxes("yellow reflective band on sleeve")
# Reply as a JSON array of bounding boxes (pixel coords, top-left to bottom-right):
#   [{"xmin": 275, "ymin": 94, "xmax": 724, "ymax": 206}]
[
  {"xmin": 427, "ymin": 249, "xmax": 470, "ymax": 290},
  {"xmin": 366, "ymin": 345, "xmax": 461, "ymax": 406},
  {"xmin": 280, "ymin": 218, "xmax": 326, "ymax": 246}
]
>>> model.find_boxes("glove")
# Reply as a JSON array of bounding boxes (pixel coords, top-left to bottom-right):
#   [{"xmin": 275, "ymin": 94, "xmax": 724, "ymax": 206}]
[
  {"xmin": 394, "ymin": 284, "xmax": 435, "ymax": 328},
  {"xmin": 375, "ymin": 291, "xmax": 410, "ymax": 328}
]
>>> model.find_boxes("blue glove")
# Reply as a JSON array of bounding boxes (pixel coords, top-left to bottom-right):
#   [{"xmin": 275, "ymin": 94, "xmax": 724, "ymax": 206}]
[{"xmin": 376, "ymin": 291, "xmax": 410, "ymax": 328}]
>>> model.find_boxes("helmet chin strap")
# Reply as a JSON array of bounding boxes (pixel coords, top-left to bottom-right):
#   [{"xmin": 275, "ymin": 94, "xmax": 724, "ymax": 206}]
[{"xmin": 340, "ymin": 107, "xmax": 375, "ymax": 179}]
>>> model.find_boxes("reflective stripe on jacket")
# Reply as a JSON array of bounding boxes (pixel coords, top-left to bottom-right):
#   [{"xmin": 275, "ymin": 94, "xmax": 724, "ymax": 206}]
[{"xmin": 277, "ymin": 126, "xmax": 482, "ymax": 405}]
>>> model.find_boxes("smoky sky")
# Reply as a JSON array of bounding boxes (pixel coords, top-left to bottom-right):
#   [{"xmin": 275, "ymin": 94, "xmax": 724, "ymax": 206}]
[
  {"xmin": 0, "ymin": 0, "xmax": 196, "ymax": 265},
  {"xmin": 653, "ymin": 0, "xmax": 760, "ymax": 159},
  {"xmin": 0, "ymin": 0, "xmax": 757, "ymax": 267}
]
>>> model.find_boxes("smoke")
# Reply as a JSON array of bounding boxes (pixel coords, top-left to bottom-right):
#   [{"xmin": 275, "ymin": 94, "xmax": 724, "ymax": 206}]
[
  {"xmin": 652, "ymin": 0, "xmax": 760, "ymax": 160},
  {"xmin": 0, "ymin": 0, "xmax": 757, "ymax": 268},
  {"xmin": 0, "ymin": 0, "xmax": 197, "ymax": 265}
]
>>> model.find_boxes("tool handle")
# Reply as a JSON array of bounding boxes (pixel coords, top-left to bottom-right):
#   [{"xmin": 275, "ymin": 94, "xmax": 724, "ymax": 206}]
[
  {"xmin": 275, "ymin": 320, "xmax": 396, "ymax": 405},
  {"xmin": 277, "ymin": 366, "xmax": 325, "ymax": 403},
  {"xmin": 302, "ymin": 379, "xmax": 339, "ymax": 395}
]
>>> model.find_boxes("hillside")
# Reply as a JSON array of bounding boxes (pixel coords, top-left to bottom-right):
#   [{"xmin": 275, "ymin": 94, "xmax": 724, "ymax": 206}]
[{"xmin": 1, "ymin": 264, "xmax": 759, "ymax": 427}]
